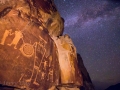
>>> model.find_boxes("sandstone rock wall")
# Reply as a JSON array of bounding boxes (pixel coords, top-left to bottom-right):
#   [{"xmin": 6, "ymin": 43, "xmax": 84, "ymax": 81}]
[
  {"xmin": 0, "ymin": 0, "xmax": 64, "ymax": 37},
  {"xmin": 52, "ymin": 35, "xmax": 83, "ymax": 85},
  {"xmin": 0, "ymin": 0, "xmax": 62, "ymax": 89},
  {"xmin": 0, "ymin": 0, "xmax": 94, "ymax": 90}
]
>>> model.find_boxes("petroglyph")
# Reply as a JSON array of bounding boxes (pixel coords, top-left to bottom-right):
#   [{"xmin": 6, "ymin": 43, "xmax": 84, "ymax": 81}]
[
  {"xmin": 49, "ymin": 56, "xmax": 53, "ymax": 67},
  {"xmin": 19, "ymin": 43, "xmax": 34, "ymax": 58},
  {"xmin": 43, "ymin": 61, "xmax": 47, "ymax": 70},
  {"xmin": 47, "ymin": 69, "xmax": 54, "ymax": 82},
  {"xmin": 26, "ymin": 35, "xmax": 47, "ymax": 86},
  {"xmin": 8, "ymin": 29, "xmax": 23, "ymax": 49},
  {"xmin": 0, "ymin": 0, "xmax": 70, "ymax": 89},
  {"xmin": 18, "ymin": 73, "xmax": 24, "ymax": 82},
  {"xmin": 0, "ymin": 29, "xmax": 13, "ymax": 45},
  {"xmin": 41, "ymin": 72, "xmax": 45, "ymax": 80}
]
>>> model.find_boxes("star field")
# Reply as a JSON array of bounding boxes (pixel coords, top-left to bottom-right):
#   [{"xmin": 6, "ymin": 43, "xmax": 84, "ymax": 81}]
[{"xmin": 55, "ymin": 0, "xmax": 120, "ymax": 90}]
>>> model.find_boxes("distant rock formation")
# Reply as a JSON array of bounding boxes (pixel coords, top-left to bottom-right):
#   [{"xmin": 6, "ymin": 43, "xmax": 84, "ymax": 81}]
[
  {"xmin": 77, "ymin": 54, "xmax": 95, "ymax": 90},
  {"xmin": 105, "ymin": 83, "xmax": 120, "ymax": 90},
  {"xmin": 0, "ymin": 0, "xmax": 94, "ymax": 90}
]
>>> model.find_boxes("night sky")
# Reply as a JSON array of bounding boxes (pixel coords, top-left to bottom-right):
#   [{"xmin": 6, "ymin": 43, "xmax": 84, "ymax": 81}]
[{"xmin": 54, "ymin": 0, "xmax": 120, "ymax": 90}]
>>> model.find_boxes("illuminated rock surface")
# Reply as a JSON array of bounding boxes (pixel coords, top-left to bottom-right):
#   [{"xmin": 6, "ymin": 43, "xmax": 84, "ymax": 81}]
[
  {"xmin": 52, "ymin": 35, "xmax": 83, "ymax": 85},
  {"xmin": 0, "ymin": 8, "xmax": 60, "ymax": 90},
  {"xmin": 0, "ymin": 0, "xmax": 94, "ymax": 90},
  {"xmin": 0, "ymin": 0, "xmax": 64, "ymax": 37}
]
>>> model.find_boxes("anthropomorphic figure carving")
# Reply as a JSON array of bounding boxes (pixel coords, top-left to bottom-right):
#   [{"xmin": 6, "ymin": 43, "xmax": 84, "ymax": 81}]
[
  {"xmin": 0, "ymin": 0, "xmax": 84, "ymax": 90},
  {"xmin": 8, "ymin": 29, "xmax": 23, "ymax": 49},
  {"xmin": 0, "ymin": 29, "xmax": 12, "ymax": 45}
]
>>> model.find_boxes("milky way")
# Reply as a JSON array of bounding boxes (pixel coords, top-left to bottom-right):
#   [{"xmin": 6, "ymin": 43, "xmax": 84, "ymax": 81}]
[{"xmin": 55, "ymin": 0, "xmax": 120, "ymax": 90}]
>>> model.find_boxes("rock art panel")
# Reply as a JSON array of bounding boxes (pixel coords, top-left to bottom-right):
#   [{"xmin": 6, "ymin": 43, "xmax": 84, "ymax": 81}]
[
  {"xmin": 0, "ymin": 8, "xmax": 60, "ymax": 90},
  {"xmin": 0, "ymin": 0, "xmax": 87, "ymax": 90}
]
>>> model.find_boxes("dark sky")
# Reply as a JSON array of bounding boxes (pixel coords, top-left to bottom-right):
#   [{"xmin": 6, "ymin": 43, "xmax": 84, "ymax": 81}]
[{"xmin": 54, "ymin": 0, "xmax": 120, "ymax": 90}]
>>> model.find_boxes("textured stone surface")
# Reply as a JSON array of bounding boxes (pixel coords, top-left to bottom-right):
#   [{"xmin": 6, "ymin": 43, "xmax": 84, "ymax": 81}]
[
  {"xmin": 52, "ymin": 35, "xmax": 83, "ymax": 89},
  {"xmin": 0, "ymin": 0, "xmax": 64, "ymax": 37},
  {"xmin": 52, "ymin": 35, "xmax": 83, "ymax": 84},
  {"xmin": 0, "ymin": 1, "xmax": 60, "ymax": 89},
  {"xmin": 0, "ymin": 0, "xmax": 94, "ymax": 90}
]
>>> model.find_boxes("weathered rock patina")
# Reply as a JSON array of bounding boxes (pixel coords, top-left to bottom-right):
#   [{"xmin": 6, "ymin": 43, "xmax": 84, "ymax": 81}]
[
  {"xmin": 0, "ymin": 7, "xmax": 60, "ymax": 90},
  {"xmin": 0, "ymin": 0, "xmax": 64, "ymax": 37},
  {"xmin": 0, "ymin": 0, "xmax": 87, "ymax": 90}
]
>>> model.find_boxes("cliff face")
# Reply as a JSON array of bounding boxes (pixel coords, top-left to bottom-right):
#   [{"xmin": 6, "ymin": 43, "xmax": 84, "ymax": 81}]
[
  {"xmin": 77, "ymin": 54, "xmax": 94, "ymax": 90},
  {"xmin": 0, "ymin": 2, "xmax": 60, "ymax": 90},
  {"xmin": 0, "ymin": 0, "xmax": 64, "ymax": 37},
  {"xmin": 0, "ymin": 0, "xmax": 63, "ymax": 90},
  {"xmin": 0, "ymin": 0, "xmax": 93, "ymax": 90},
  {"xmin": 52, "ymin": 35, "xmax": 83, "ymax": 86}
]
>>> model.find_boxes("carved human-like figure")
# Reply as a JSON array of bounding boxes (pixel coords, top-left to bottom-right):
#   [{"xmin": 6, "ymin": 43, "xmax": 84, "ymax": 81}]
[
  {"xmin": 0, "ymin": 29, "xmax": 12, "ymax": 45},
  {"xmin": 8, "ymin": 29, "xmax": 23, "ymax": 49},
  {"xmin": 26, "ymin": 36, "xmax": 47, "ymax": 86}
]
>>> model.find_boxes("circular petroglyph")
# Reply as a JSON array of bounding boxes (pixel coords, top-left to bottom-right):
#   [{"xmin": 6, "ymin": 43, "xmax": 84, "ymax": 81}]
[{"xmin": 20, "ymin": 43, "xmax": 34, "ymax": 57}]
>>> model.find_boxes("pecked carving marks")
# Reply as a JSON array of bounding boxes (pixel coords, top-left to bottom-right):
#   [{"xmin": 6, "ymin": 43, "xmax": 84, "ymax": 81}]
[
  {"xmin": 0, "ymin": 0, "xmax": 64, "ymax": 89},
  {"xmin": 0, "ymin": 18, "xmax": 60, "ymax": 90}
]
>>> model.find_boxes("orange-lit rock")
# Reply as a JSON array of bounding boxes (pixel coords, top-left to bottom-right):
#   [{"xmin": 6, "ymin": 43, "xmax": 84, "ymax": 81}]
[
  {"xmin": 0, "ymin": 9, "xmax": 60, "ymax": 90},
  {"xmin": 0, "ymin": 0, "xmax": 64, "ymax": 37},
  {"xmin": 0, "ymin": 0, "xmax": 85, "ymax": 90},
  {"xmin": 52, "ymin": 35, "xmax": 83, "ymax": 86}
]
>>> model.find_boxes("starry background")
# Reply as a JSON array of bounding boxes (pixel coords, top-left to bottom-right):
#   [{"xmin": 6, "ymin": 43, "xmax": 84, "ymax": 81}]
[{"xmin": 54, "ymin": 0, "xmax": 120, "ymax": 90}]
